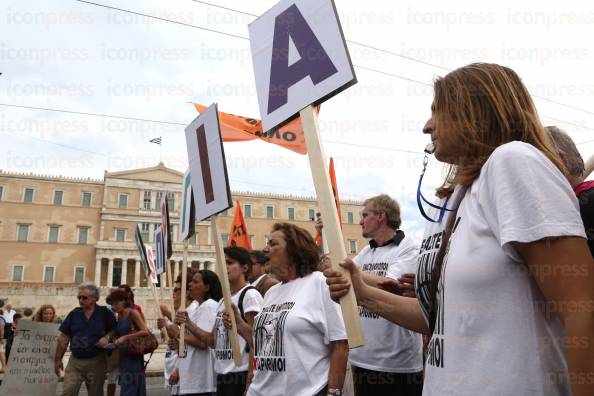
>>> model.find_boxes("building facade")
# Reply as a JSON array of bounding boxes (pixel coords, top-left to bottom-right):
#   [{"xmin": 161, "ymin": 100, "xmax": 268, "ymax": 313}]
[{"xmin": 0, "ymin": 163, "xmax": 366, "ymax": 293}]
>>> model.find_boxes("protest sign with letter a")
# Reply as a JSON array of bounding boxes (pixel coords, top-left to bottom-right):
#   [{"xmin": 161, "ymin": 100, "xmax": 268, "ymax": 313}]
[
  {"xmin": 248, "ymin": 0, "xmax": 356, "ymax": 132},
  {"xmin": 185, "ymin": 103, "xmax": 232, "ymax": 221},
  {"xmin": 180, "ymin": 168, "xmax": 196, "ymax": 241},
  {"xmin": 135, "ymin": 225, "xmax": 157, "ymax": 283}
]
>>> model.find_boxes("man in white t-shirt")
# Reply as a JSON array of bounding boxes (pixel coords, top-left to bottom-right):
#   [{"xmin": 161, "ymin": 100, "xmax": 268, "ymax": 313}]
[
  {"xmin": 318, "ymin": 194, "xmax": 423, "ymax": 396},
  {"xmin": 2, "ymin": 304, "xmax": 15, "ymax": 324}
]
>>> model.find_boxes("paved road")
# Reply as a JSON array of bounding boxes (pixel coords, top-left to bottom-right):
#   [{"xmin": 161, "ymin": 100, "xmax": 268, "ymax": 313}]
[{"xmin": 55, "ymin": 375, "xmax": 169, "ymax": 395}]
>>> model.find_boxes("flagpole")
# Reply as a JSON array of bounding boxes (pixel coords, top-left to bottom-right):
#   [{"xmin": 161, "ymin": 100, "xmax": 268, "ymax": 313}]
[{"xmin": 159, "ymin": 136, "xmax": 163, "ymax": 163}]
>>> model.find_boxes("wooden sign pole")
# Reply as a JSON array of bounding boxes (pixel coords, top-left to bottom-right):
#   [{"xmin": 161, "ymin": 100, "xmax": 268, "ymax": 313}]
[
  {"xmin": 211, "ymin": 214, "xmax": 243, "ymax": 366},
  {"xmin": 300, "ymin": 105, "xmax": 364, "ymax": 348},
  {"xmin": 148, "ymin": 278, "xmax": 169, "ymax": 342},
  {"xmin": 178, "ymin": 240, "xmax": 189, "ymax": 357},
  {"xmin": 166, "ymin": 259, "xmax": 175, "ymax": 310}
]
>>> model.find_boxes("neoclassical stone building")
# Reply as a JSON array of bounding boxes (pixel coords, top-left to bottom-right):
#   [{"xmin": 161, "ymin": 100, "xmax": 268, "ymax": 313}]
[{"xmin": 0, "ymin": 163, "xmax": 365, "ymax": 315}]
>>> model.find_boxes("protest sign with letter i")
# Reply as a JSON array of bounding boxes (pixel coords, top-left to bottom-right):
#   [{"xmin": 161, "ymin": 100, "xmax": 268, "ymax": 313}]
[
  {"xmin": 184, "ymin": 103, "xmax": 240, "ymax": 365},
  {"xmin": 249, "ymin": 0, "xmax": 363, "ymax": 347},
  {"xmin": 135, "ymin": 225, "xmax": 169, "ymax": 342}
]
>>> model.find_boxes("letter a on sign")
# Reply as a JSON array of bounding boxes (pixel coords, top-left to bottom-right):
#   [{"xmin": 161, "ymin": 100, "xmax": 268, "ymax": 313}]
[
  {"xmin": 249, "ymin": 0, "xmax": 356, "ymax": 132},
  {"xmin": 185, "ymin": 103, "xmax": 232, "ymax": 222}
]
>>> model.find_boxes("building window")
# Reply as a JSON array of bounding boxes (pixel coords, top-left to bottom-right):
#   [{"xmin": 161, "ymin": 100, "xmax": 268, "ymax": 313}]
[
  {"xmin": 244, "ymin": 204, "xmax": 252, "ymax": 218},
  {"xmin": 141, "ymin": 223, "xmax": 150, "ymax": 241},
  {"xmin": 74, "ymin": 267, "xmax": 85, "ymax": 284},
  {"xmin": 288, "ymin": 207, "xmax": 295, "ymax": 220},
  {"xmin": 78, "ymin": 227, "xmax": 89, "ymax": 244},
  {"xmin": 23, "ymin": 188, "xmax": 34, "ymax": 203},
  {"xmin": 266, "ymin": 206, "xmax": 274, "ymax": 219},
  {"xmin": 221, "ymin": 233, "xmax": 229, "ymax": 246},
  {"xmin": 349, "ymin": 239, "xmax": 357, "ymax": 254},
  {"xmin": 155, "ymin": 191, "xmax": 163, "ymax": 210},
  {"xmin": 17, "ymin": 224, "xmax": 29, "ymax": 241},
  {"xmin": 82, "ymin": 192, "xmax": 92, "ymax": 207},
  {"xmin": 188, "ymin": 233, "xmax": 197, "ymax": 245},
  {"xmin": 143, "ymin": 191, "xmax": 152, "ymax": 210},
  {"xmin": 308, "ymin": 208, "xmax": 315, "ymax": 221},
  {"xmin": 53, "ymin": 190, "xmax": 64, "ymax": 205},
  {"xmin": 12, "ymin": 265, "xmax": 24, "ymax": 282},
  {"xmin": 48, "ymin": 225, "xmax": 60, "ymax": 243},
  {"xmin": 347, "ymin": 212, "xmax": 354, "ymax": 224},
  {"xmin": 43, "ymin": 266, "xmax": 55, "ymax": 283},
  {"xmin": 0, "ymin": 185, "xmax": 4, "ymax": 201},
  {"xmin": 167, "ymin": 192, "xmax": 175, "ymax": 212},
  {"xmin": 116, "ymin": 228, "xmax": 126, "ymax": 242},
  {"xmin": 118, "ymin": 194, "xmax": 128, "ymax": 209}
]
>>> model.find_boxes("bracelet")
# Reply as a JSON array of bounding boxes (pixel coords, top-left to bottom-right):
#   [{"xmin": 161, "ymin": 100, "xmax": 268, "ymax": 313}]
[{"xmin": 327, "ymin": 388, "xmax": 343, "ymax": 396}]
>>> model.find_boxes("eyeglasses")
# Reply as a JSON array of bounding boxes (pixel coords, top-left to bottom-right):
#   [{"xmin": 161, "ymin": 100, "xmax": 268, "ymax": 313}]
[{"xmin": 77, "ymin": 295, "xmax": 90, "ymax": 300}]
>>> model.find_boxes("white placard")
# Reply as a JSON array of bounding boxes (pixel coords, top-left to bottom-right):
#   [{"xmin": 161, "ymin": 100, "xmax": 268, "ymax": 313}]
[
  {"xmin": 179, "ymin": 168, "xmax": 195, "ymax": 241},
  {"xmin": 185, "ymin": 103, "xmax": 232, "ymax": 222},
  {"xmin": 249, "ymin": 0, "xmax": 356, "ymax": 132},
  {"xmin": 154, "ymin": 226, "xmax": 165, "ymax": 275},
  {"xmin": 0, "ymin": 321, "xmax": 60, "ymax": 396},
  {"xmin": 145, "ymin": 245, "xmax": 158, "ymax": 284}
]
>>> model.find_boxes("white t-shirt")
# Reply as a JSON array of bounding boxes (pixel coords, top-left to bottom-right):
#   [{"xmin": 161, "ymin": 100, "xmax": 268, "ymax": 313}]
[
  {"xmin": 247, "ymin": 272, "xmax": 346, "ymax": 396},
  {"xmin": 177, "ymin": 299, "xmax": 218, "ymax": 394},
  {"xmin": 349, "ymin": 233, "xmax": 423, "ymax": 373},
  {"xmin": 418, "ymin": 142, "xmax": 586, "ymax": 396},
  {"xmin": 163, "ymin": 342, "xmax": 180, "ymax": 395},
  {"xmin": 3, "ymin": 309, "xmax": 15, "ymax": 324},
  {"xmin": 214, "ymin": 284, "xmax": 263, "ymax": 374}
]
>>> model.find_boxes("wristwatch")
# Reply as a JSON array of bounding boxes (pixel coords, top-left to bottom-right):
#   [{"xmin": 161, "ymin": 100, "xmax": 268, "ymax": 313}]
[{"xmin": 327, "ymin": 389, "xmax": 343, "ymax": 396}]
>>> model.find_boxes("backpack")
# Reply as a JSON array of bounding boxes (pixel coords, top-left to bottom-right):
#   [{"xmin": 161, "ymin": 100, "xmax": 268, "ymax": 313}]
[{"xmin": 237, "ymin": 286, "xmax": 258, "ymax": 353}]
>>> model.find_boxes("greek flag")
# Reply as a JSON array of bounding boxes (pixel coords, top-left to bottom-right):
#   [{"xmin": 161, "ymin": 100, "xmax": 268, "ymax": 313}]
[{"xmin": 149, "ymin": 137, "xmax": 162, "ymax": 145}]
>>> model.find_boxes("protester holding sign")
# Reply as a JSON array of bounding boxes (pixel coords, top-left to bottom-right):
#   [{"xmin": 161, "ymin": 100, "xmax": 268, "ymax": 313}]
[
  {"xmin": 244, "ymin": 223, "xmax": 348, "ymax": 396},
  {"xmin": 107, "ymin": 289, "xmax": 149, "ymax": 396},
  {"xmin": 325, "ymin": 63, "xmax": 594, "ymax": 396},
  {"xmin": 175, "ymin": 269, "xmax": 221, "ymax": 395},
  {"xmin": 55, "ymin": 283, "xmax": 117, "ymax": 396}
]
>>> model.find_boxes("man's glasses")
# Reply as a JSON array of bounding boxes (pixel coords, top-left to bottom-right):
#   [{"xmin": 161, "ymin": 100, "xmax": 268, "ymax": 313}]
[{"xmin": 77, "ymin": 295, "xmax": 90, "ymax": 300}]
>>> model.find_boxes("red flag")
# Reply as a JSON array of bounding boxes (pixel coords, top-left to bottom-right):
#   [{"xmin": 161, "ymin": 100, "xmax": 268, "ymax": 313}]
[
  {"xmin": 228, "ymin": 200, "xmax": 252, "ymax": 250},
  {"xmin": 315, "ymin": 158, "xmax": 342, "ymax": 246},
  {"xmin": 193, "ymin": 103, "xmax": 321, "ymax": 155}
]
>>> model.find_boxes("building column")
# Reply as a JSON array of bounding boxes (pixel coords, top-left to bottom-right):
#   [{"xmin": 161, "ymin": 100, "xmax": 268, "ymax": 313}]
[
  {"xmin": 121, "ymin": 258, "xmax": 128, "ymax": 286},
  {"xmin": 174, "ymin": 260, "xmax": 180, "ymax": 281},
  {"xmin": 134, "ymin": 259, "xmax": 140, "ymax": 287},
  {"xmin": 95, "ymin": 258, "xmax": 102, "ymax": 286},
  {"xmin": 107, "ymin": 258, "xmax": 114, "ymax": 287},
  {"xmin": 207, "ymin": 225, "xmax": 212, "ymax": 245}
]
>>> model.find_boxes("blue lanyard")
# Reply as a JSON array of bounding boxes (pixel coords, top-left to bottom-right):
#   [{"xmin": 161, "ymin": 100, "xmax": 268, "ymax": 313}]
[{"xmin": 416, "ymin": 152, "xmax": 455, "ymax": 223}]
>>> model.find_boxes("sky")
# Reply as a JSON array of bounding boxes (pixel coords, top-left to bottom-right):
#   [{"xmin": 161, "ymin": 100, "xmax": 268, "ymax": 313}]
[{"xmin": 1, "ymin": 0, "xmax": 593, "ymax": 239}]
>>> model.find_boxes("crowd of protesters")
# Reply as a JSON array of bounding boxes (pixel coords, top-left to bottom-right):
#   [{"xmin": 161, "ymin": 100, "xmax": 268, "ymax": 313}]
[{"xmin": 2, "ymin": 62, "xmax": 592, "ymax": 396}]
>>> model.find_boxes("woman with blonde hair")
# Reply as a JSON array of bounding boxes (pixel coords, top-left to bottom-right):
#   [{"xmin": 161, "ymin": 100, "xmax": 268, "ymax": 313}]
[
  {"xmin": 326, "ymin": 63, "xmax": 594, "ymax": 395},
  {"xmin": 32, "ymin": 304, "xmax": 56, "ymax": 323}
]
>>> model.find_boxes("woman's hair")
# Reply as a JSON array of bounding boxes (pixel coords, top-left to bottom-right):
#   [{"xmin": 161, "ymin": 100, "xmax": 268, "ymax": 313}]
[
  {"xmin": 118, "ymin": 284, "xmax": 135, "ymax": 305},
  {"xmin": 224, "ymin": 246, "xmax": 253, "ymax": 280},
  {"xmin": 106, "ymin": 289, "xmax": 129, "ymax": 305},
  {"xmin": 432, "ymin": 63, "xmax": 566, "ymax": 197},
  {"xmin": 271, "ymin": 223, "xmax": 319, "ymax": 277},
  {"xmin": 32, "ymin": 304, "xmax": 55, "ymax": 322},
  {"xmin": 197, "ymin": 270, "xmax": 223, "ymax": 301},
  {"xmin": 176, "ymin": 267, "xmax": 199, "ymax": 289}
]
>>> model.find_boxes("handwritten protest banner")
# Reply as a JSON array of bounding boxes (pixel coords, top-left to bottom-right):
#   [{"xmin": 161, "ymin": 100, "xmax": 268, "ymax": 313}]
[{"xmin": 0, "ymin": 320, "xmax": 60, "ymax": 396}]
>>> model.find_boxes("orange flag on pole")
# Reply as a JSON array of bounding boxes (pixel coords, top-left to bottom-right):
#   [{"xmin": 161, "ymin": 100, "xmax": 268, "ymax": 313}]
[
  {"xmin": 315, "ymin": 157, "xmax": 342, "ymax": 246},
  {"xmin": 193, "ymin": 103, "xmax": 317, "ymax": 155},
  {"xmin": 228, "ymin": 200, "xmax": 253, "ymax": 250}
]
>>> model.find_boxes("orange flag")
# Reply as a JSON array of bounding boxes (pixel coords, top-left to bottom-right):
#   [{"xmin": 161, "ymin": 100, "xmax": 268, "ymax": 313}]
[
  {"xmin": 193, "ymin": 103, "xmax": 316, "ymax": 155},
  {"xmin": 315, "ymin": 157, "xmax": 342, "ymax": 246},
  {"xmin": 228, "ymin": 200, "xmax": 252, "ymax": 250}
]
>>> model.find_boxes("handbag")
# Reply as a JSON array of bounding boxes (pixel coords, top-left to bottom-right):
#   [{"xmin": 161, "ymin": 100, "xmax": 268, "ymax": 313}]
[{"xmin": 126, "ymin": 315, "xmax": 158, "ymax": 357}]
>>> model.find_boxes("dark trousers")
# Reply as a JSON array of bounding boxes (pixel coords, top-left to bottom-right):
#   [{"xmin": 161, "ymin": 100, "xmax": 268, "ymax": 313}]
[
  {"xmin": 352, "ymin": 366, "xmax": 423, "ymax": 396},
  {"xmin": 216, "ymin": 371, "xmax": 248, "ymax": 396}
]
